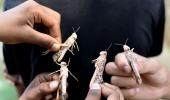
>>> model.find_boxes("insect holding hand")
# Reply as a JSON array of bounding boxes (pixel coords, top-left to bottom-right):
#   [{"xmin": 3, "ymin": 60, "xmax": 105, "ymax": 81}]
[
  {"xmin": 53, "ymin": 27, "xmax": 80, "ymax": 63},
  {"xmin": 89, "ymin": 43, "xmax": 112, "ymax": 87},
  {"xmin": 49, "ymin": 60, "xmax": 78, "ymax": 100},
  {"xmin": 115, "ymin": 39, "xmax": 142, "ymax": 85}
]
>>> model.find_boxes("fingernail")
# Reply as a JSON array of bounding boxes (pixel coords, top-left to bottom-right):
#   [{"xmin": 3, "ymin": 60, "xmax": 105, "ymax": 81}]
[
  {"xmin": 90, "ymin": 83, "xmax": 101, "ymax": 90},
  {"xmin": 51, "ymin": 43, "xmax": 60, "ymax": 51},
  {"xmin": 123, "ymin": 65, "xmax": 131, "ymax": 73},
  {"xmin": 49, "ymin": 81, "xmax": 59, "ymax": 89}
]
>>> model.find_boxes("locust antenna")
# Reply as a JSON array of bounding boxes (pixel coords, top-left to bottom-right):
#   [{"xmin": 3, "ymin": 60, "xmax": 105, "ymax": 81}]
[
  {"xmin": 114, "ymin": 43, "xmax": 124, "ymax": 46},
  {"xmin": 114, "ymin": 38, "xmax": 129, "ymax": 46},
  {"xmin": 67, "ymin": 58, "xmax": 71, "ymax": 66},
  {"xmin": 125, "ymin": 38, "xmax": 128, "ymax": 45},
  {"xmin": 72, "ymin": 26, "xmax": 80, "ymax": 33},
  {"xmin": 106, "ymin": 43, "xmax": 112, "ymax": 52}
]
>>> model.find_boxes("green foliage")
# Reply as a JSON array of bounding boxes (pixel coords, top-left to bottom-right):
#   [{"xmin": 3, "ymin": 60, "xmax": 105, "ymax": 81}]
[
  {"xmin": 0, "ymin": 0, "xmax": 4, "ymax": 11},
  {"xmin": 0, "ymin": 80, "xmax": 18, "ymax": 100}
]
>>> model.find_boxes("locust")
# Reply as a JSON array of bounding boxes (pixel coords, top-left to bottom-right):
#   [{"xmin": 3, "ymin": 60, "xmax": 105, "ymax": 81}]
[
  {"xmin": 53, "ymin": 27, "xmax": 80, "ymax": 63},
  {"xmin": 89, "ymin": 44, "xmax": 112, "ymax": 87},
  {"xmin": 42, "ymin": 27, "xmax": 79, "ymax": 63},
  {"xmin": 115, "ymin": 39, "xmax": 142, "ymax": 85},
  {"xmin": 49, "ymin": 60, "xmax": 78, "ymax": 100}
]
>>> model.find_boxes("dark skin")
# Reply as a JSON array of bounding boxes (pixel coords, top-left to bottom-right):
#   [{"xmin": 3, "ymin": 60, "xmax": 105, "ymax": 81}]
[
  {"xmin": 19, "ymin": 73, "xmax": 124, "ymax": 100},
  {"xmin": 19, "ymin": 73, "xmax": 60, "ymax": 100}
]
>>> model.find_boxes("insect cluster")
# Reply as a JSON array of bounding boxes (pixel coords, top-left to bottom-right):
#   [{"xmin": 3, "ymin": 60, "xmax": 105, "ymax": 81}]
[
  {"xmin": 90, "ymin": 39, "xmax": 142, "ymax": 87},
  {"xmin": 44, "ymin": 27, "xmax": 142, "ymax": 100},
  {"xmin": 47, "ymin": 27, "xmax": 79, "ymax": 100}
]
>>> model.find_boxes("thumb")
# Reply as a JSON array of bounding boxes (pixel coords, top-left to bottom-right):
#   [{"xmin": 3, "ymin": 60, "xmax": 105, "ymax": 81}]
[
  {"xmin": 26, "ymin": 27, "xmax": 61, "ymax": 51},
  {"xmin": 85, "ymin": 83, "xmax": 101, "ymax": 100}
]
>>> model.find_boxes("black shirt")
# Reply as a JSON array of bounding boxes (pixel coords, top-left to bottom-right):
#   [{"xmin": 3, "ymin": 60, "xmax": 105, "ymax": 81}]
[{"xmin": 3, "ymin": 0, "xmax": 165, "ymax": 99}]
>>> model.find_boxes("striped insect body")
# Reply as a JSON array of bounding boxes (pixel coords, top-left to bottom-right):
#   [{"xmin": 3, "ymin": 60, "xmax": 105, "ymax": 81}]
[
  {"xmin": 53, "ymin": 27, "xmax": 79, "ymax": 63},
  {"xmin": 90, "ymin": 51, "xmax": 107, "ymax": 87},
  {"xmin": 115, "ymin": 39, "xmax": 142, "ymax": 85},
  {"xmin": 49, "ymin": 60, "xmax": 78, "ymax": 100}
]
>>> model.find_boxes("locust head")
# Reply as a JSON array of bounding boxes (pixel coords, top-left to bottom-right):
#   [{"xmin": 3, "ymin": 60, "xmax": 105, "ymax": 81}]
[
  {"xmin": 123, "ymin": 45, "xmax": 130, "ymax": 51},
  {"xmin": 100, "ymin": 51, "xmax": 107, "ymax": 56},
  {"xmin": 71, "ymin": 33, "xmax": 77, "ymax": 40},
  {"xmin": 60, "ymin": 62, "xmax": 67, "ymax": 67}
]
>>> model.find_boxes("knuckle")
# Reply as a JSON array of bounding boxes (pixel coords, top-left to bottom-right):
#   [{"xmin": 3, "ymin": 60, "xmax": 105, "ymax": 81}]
[
  {"xmin": 38, "ymin": 83, "xmax": 46, "ymax": 93},
  {"xmin": 115, "ymin": 53, "xmax": 124, "ymax": 61},
  {"xmin": 115, "ymin": 53, "xmax": 127, "ymax": 66},
  {"xmin": 36, "ymin": 73, "xmax": 46, "ymax": 81},
  {"xmin": 127, "ymin": 89, "xmax": 137, "ymax": 98},
  {"xmin": 56, "ymin": 13, "xmax": 61, "ymax": 19},
  {"xmin": 149, "ymin": 59, "xmax": 161, "ymax": 68},
  {"xmin": 25, "ymin": 1, "xmax": 41, "ymax": 14}
]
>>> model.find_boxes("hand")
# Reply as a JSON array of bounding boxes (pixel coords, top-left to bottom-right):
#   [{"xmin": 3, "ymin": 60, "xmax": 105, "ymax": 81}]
[
  {"xmin": 0, "ymin": 0, "xmax": 61, "ymax": 51},
  {"xmin": 105, "ymin": 52, "xmax": 170, "ymax": 100},
  {"xmin": 85, "ymin": 83, "xmax": 124, "ymax": 100},
  {"xmin": 19, "ymin": 73, "xmax": 59, "ymax": 100}
]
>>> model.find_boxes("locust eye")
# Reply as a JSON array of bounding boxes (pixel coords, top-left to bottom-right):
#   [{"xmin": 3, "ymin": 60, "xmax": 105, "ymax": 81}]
[
  {"xmin": 61, "ymin": 62, "xmax": 67, "ymax": 66},
  {"xmin": 123, "ymin": 45, "xmax": 130, "ymax": 51},
  {"xmin": 100, "ymin": 51, "xmax": 107, "ymax": 55}
]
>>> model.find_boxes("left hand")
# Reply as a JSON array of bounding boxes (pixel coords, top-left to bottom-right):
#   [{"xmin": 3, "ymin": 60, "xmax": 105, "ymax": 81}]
[{"xmin": 19, "ymin": 73, "xmax": 59, "ymax": 100}]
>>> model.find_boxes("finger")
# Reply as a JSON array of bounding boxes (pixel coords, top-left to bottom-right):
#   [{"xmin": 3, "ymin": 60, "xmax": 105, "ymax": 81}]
[
  {"xmin": 105, "ymin": 62, "xmax": 131, "ymax": 76},
  {"xmin": 111, "ymin": 76, "xmax": 137, "ymax": 88},
  {"xmin": 52, "ymin": 74, "xmax": 60, "ymax": 81},
  {"xmin": 25, "ymin": 27, "xmax": 61, "ymax": 51},
  {"xmin": 107, "ymin": 91, "xmax": 121, "ymax": 100},
  {"xmin": 85, "ymin": 83, "xmax": 101, "ymax": 100},
  {"xmin": 101, "ymin": 83, "xmax": 124, "ymax": 100},
  {"xmin": 101, "ymin": 83, "xmax": 119, "ymax": 97},
  {"xmin": 121, "ymin": 88, "xmax": 139, "ymax": 99},
  {"xmin": 115, "ymin": 52, "xmax": 160, "ymax": 74},
  {"xmin": 39, "ymin": 5, "xmax": 62, "ymax": 43},
  {"xmin": 36, "ymin": 80, "xmax": 59, "ymax": 95},
  {"xmin": 115, "ymin": 53, "xmax": 132, "ymax": 73},
  {"xmin": 37, "ymin": 73, "xmax": 59, "ymax": 82}
]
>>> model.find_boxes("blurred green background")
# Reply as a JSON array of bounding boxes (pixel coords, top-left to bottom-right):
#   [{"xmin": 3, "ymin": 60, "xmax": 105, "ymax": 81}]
[{"xmin": 0, "ymin": 0, "xmax": 4, "ymax": 79}]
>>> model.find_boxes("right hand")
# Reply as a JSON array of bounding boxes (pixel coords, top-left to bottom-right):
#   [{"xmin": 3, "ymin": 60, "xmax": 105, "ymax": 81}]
[
  {"xmin": 105, "ymin": 52, "xmax": 170, "ymax": 100},
  {"xmin": 85, "ymin": 83, "xmax": 124, "ymax": 100},
  {"xmin": 0, "ymin": 0, "xmax": 61, "ymax": 51}
]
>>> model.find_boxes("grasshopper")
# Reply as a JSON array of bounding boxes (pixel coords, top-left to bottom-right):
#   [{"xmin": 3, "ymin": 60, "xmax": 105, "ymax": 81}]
[
  {"xmin": 49, "ymin": 60, "xmax": 78, "ymax": 100},
  {"xmin": 42, "ymin": 27, "xmax": 79, "ymax": 63},
  {"xmin": 89, "ymin": 44, "xmax": 112, "ymax": 87},
  {"xmin": 115, "ymin": 39, "xmax": 142, "ymax": 85},
  {"xmin": 53, "ymin": 27, "xmax": 80, "ymax": 63}
]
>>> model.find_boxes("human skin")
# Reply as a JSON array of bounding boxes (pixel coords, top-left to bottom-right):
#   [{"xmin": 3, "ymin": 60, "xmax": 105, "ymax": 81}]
[
  {"xmin": 105, "ymin": 52, "xmax": 170, "ymax": 100},
  {"xmin": 0, "ymin": 0, "xmax": 61, "ymax": 51},
  {"xmin": 19, "ymin": 73, "xmax": 59, "ymax": 100}
]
